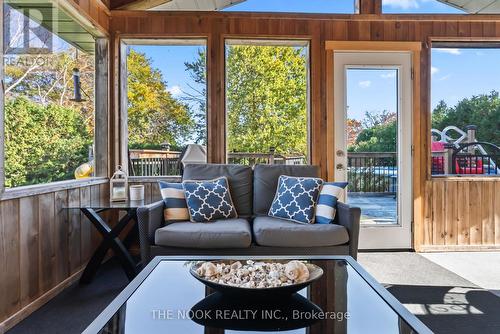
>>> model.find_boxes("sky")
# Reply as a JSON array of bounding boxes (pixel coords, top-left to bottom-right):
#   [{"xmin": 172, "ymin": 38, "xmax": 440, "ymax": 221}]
[
  {"xmin": 347, "ymin": 69, "xmax": 398, "ymax": 121},
  {"xmin": 129, "ymin": 0, "xmax": 500, "ymax": 127}
]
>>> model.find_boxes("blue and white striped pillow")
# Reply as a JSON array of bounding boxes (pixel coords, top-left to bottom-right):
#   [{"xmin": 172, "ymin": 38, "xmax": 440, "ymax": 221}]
[
  {"xmin": 315, "ymin": 182, "xmax": 348, "ymax": 224},
  {"xmin": 158, "ymin": 181, "xmax": 190, "ymax": 222}
]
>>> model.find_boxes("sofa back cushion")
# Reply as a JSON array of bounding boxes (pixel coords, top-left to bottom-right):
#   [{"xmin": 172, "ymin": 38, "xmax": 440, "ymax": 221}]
[
  {"xmin": 253, "ymin": 164, "xmax": 320, "ymax": 216},
  {"xmin": 183, "ymin": 164, "xmax": 253, "ymax": 217}
]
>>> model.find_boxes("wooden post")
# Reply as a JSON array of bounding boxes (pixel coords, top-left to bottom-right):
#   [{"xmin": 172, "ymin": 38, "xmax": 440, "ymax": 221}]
[
  {"xmin": 465, "ymin": 125, "xmax": 477, "ymax": 154},
  {"xmin": 269, "ymin": 146, "xmax": 276, "ymax": 164},
  {"xmin": 356, "ymin": 0, "xmax": 382, "ymax": 14},
  {"xmin": 444, "ymin": 143, "xmax": 455, "ymax": 174},
  {"xmin": 95, "ymin": 38, "xmax": 109, "ymax": 178},
  {"xmin": 119, "ymin": 42, "xmax": 129, "ymax": 174}
]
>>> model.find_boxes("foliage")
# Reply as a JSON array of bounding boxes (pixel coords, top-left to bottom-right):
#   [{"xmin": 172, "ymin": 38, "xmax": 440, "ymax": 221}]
[
  {"xmin": 185, "ymin": 45, "xmax": 308, "ymax": 156},
  {"xmin": 127, "ymin": 49, "xmax": 194, "ymax": 148},
  {"xmin": 347, "ymin": 119, "xmax": 362, "ymax": 147},
  {"xmin": 348, "ymin": 111, "xmax": 397, "ymax": 153},
  {"xmin": 4, "ymin": 43, "xmax": 96, "ymax": 187},
  {"xmin": 225, "ymin": 45, "xmax": 308, "ymax": 155},
  {"xmin": 4, "ymin": 98, "xmax": 92, "ymax": 187},
  {"xmin": 5, "ymin": 50, "xmax": 96, "ymax": 134},
  {"xmin": 349, "ymin": 91, "xmax": 500, "ymax": 154},
  {"xmin": 431, "ymin": 91, "xmax": 500, "ymax": 145}
]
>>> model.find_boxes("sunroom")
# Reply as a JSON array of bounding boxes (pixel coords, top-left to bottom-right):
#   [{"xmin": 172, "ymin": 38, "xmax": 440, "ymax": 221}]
[{"xmin": 0, "ymin": 0, "xmax": 499, "ymax": 333}]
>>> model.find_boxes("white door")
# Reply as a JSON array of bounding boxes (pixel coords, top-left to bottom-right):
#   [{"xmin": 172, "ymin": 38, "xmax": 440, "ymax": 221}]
[{"xmin": 333, "ymin": 52, "xmax": 412, "ymax": 249}]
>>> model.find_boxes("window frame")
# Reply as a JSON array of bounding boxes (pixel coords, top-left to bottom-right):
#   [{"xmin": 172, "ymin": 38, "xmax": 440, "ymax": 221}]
[
  {"xmin": 223, "ymin": 38, "xmax": 312, "ymax": 165},
  {"xmin": 119, "ymin": 37, "xmax": 209, "ymax": 180},
  {"xmin": 429, "ymin": 38, "xmax": 500, "ymax": 179},
  {"xmin": 0, "ymin": 2, "xmax": 109, "ymax": 198}
]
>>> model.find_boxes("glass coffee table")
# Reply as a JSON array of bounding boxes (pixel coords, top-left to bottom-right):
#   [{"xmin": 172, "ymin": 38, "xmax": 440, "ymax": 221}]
[{"xmin": 84, "ymin": 256, "xmax": 432, "ymax": 334}]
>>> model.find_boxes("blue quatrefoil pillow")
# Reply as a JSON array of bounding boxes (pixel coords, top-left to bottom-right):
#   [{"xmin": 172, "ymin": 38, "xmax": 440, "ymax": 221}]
[
  {"xmin": 182, "ymin": 177, "xmax": 237, "ymax": 222},
  {"xmin": 268, "ymin": 175, "xmax": 324, "ymax": 224}
]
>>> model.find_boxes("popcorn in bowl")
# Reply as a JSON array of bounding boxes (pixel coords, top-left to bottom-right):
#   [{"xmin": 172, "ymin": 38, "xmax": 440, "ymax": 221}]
[{"xmin": 194, "ymin": 260, "xmax": 311, "ymax": 289}]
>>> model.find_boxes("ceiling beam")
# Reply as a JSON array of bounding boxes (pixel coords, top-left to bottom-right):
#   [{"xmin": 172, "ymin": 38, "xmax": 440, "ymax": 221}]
[
  {"xmin": 99, "ymin": 0, "xmax": 111, "ymax": 9},
  {"xmin": 111, "ymin": 0, "xmax": 171, "ymax": 10},
  {"xmin": 356, "ymin": 0, "xmax": 382, "ymax": 14}
]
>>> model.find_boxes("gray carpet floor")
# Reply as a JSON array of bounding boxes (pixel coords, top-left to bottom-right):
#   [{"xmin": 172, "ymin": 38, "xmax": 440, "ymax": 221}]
[
  {"xmin": 358, "ymin": 252, "xmax": 500, "ymax": 334},
  {"xmin": 8, "ymin": 253, "xmax": 500, "ymax": 334},
  {"xmin": 8, "ymin": 259, "xmax": 129, "ymax": 334}
]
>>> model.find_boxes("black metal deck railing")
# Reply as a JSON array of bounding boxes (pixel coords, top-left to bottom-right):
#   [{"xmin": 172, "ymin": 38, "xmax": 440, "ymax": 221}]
[
  {"xmin": 347, "ymin": 152, "xmax": 397, "ymax": 193},
  {"xmin": 432, "ymin": 142, "xmax": 499, "ymax": 176},
  {"xmin": 451, "ymin": 142, "xmax": 499, "ymax": 175}
]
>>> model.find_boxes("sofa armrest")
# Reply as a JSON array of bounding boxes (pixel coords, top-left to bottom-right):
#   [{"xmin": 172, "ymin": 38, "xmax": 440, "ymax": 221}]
[
  {"xmin": 136, "ymin": 200, "xmax": 164, "ymax": 265},
  {"xmin": 336, "ymin": 202, "xmax": 361, "ymax": 260}
]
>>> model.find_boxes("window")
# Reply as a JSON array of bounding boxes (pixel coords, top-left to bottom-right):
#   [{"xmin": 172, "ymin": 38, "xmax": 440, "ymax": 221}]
[
  {"xmin": 2, "ymin": 1, "xmax": 101, "ymax": 189},
  {"xmin": 431, "ymin": 45, "xmax": 500, "ymax": 176},
  {"xmin": 225, "ymin": 40, "xmax": 310, "ymax": 166},
  {"xmin": 382, "ymin": 0, "xmax": 465, "ymax": 14},
  {"xmin": 222, "ymin": 0, "xmax": 355, "ymax": 13},
  {"xmin": 123, "ymin": 40, "xmax": 207, "ymax": 177}
]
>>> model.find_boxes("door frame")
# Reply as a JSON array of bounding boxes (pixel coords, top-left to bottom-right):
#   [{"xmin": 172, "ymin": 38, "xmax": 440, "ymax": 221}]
[
  {"xmin": 334, "ymin": 52, "xmax": 412, "ymax": 249},
  {"xmin": 325, "ymin": 41, "xmax": 422, "ymax": 249}
]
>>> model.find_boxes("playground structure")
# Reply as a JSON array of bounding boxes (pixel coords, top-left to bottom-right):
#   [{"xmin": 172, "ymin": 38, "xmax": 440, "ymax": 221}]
[{"xmin": 431, "ymin": 125, "xmax": 499, "ymax": 175}]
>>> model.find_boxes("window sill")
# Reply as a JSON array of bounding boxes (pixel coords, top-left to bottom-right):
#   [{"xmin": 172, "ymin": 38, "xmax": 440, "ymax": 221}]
[
  {"xmin": 0, "ymin": 177, "xmax": 108, "ymax": 201},
  {"xmin": 432, "ymin": 175, "xmax": 499, "ymax": 181}
]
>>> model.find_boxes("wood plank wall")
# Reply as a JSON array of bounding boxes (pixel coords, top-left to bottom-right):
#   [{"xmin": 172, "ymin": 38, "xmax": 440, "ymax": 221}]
[
  {"xmin": 110, "ymin": 10, "xmax": 500, "ymax": 252},
  {"xmin": 421, "ymin": 178, "xmax": 500, "ymax": 252},
  {"xmin": 0, "ymin": 182, "xmax": 109, "ymax": 331},
  {"xmin": 128, "ymin": 180, "xmax": 163, "ymax": 202}
]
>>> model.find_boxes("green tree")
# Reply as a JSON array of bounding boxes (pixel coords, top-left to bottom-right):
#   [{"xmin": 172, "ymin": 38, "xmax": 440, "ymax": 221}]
[
  {"xmin": 431, "ymin": 91, "xmax": 500, "ymax": 145},
  {"xmin": 225, "ymin": 45, "xmax": 308, "ymax": 156},
  {"xmin": 431, "ymin": 100, "xmax": 449, "ymax": 127},
  {"xmin": 349, "ymin": 111, "xmax": 397, "ymax": 153},
  {"xmin": 4, "ymin": 98, "xmax": 92, "ymax": 187},
  {"xmin": 5, "ymin": 50, "xmax": 96, "ymax": 134},
  {"xmin": 127, "ymin": 49, "xmax": 194, "ymax": 148}
]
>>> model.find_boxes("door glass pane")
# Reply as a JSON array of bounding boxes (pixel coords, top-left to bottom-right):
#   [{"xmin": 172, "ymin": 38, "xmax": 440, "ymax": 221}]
[{"xmin": 346, "ymin": 68, "xmax": 399, "ymax": 225}]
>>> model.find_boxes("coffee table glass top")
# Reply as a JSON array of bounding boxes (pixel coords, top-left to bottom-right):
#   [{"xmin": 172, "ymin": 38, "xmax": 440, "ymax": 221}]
[{"xmin": 84, "ymin": 256, "xmax": 431, "ymax": 334}]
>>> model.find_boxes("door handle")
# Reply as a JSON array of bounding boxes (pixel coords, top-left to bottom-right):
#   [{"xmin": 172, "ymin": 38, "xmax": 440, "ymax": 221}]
[
  {"xmin": 336, "ymin": 163, "xmax": 345, "ymax": 170},
  {"xmin": 336, "ymin": 150, "xmax": 345, "ymax": 157}
]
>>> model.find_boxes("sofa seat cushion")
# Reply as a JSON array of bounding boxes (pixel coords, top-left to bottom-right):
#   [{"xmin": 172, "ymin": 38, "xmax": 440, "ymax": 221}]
[
  {"xmin": 253, "ymin": 216, "xmax": 349, "ymax": 247},
  {"xmin": 155, "ymin": 218, "xmax": 252, "ymax": 249}
]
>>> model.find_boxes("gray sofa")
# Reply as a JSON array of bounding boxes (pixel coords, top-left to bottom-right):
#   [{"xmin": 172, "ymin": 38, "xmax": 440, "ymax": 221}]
[{"xmin": 136, "ymin": 164, "xmax": 361, "ymax": 265}]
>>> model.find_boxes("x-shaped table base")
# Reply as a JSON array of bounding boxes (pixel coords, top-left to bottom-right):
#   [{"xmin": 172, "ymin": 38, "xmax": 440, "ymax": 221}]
[{"xmin": 80, "ymin": 208, "xmax": 140, "ymax": 284}]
